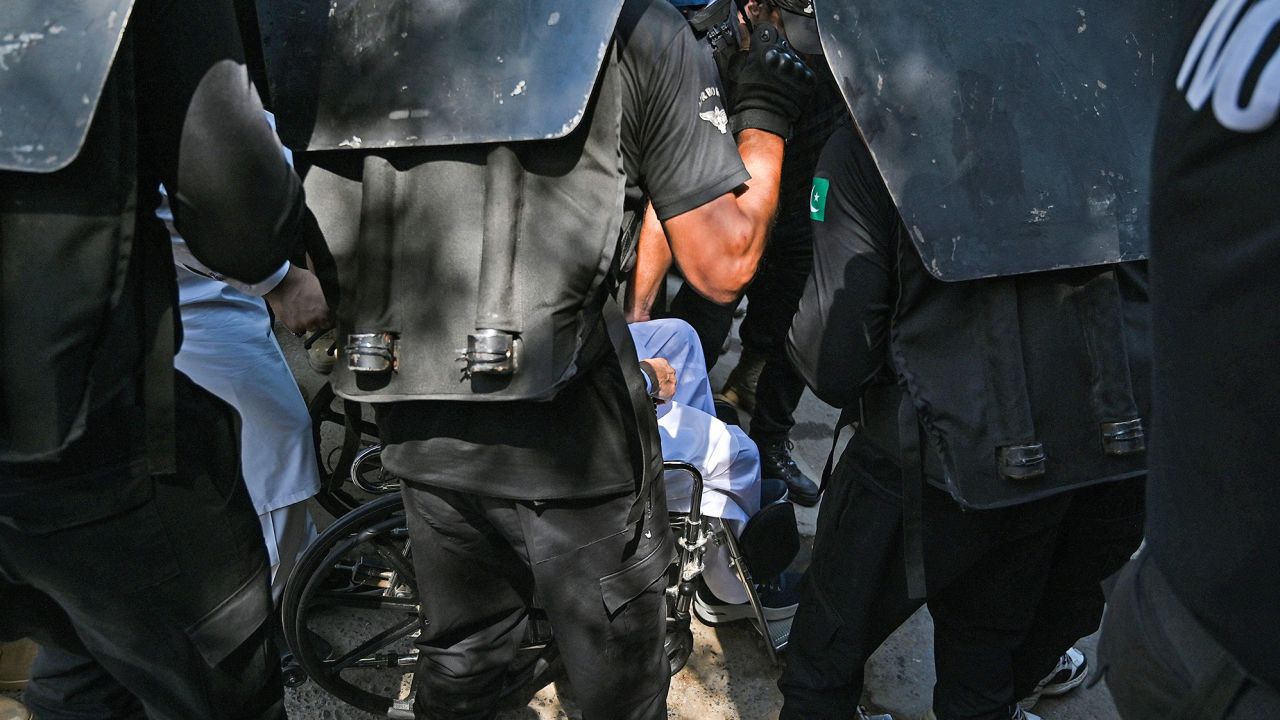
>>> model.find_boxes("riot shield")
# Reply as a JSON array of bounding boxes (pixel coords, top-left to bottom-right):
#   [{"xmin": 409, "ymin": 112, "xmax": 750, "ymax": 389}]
[
  {"xmin": 0, "ymin": 0, "xmax": 134, "ymax": 173},
  {"xmin": 258, "ymin": 0, "xmax": 625, "ymax": 151},
  {"xmin": 816, "ymin": 0, "xmax": 1180, "ymax": 280}
]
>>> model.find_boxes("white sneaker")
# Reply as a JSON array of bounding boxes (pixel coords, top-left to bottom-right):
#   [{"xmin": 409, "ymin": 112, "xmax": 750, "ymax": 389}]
[
  {"xmin": 1019, "ymin": 646, "xmax": 1088, "ymax": 710},
  {"xmin": 691, "ymin": 575, "xmax": 800, "ymax": 626}
]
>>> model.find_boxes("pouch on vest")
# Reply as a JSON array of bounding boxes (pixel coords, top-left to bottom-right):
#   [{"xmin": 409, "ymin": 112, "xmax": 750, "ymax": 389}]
[{"xmin": 305, "ymin": 50, "xmax": 629, "ymax": 403}]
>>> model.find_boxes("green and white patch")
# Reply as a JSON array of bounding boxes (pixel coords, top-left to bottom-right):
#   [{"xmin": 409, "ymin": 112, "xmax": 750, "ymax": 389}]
[{"xmin": 809, "ymin": 177, "xmax": 830, "ymax": 221}]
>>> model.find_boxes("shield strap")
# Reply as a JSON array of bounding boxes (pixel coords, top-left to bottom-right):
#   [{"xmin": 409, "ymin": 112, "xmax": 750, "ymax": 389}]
[{"xmin": 897, "ymin": 392, "xmax": 927, "ymax": 600}]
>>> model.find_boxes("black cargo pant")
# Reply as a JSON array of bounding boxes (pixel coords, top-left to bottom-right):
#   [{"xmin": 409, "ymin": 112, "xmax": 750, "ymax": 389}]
[
  {"xmin": 1099, "ymin": 550, "xmax": 1280, "ymax": 720},
  {"xmin": 0, "ymin": 377, "xmax": 283, "ymax": 720},
  {"xmin": 400, "ymin": 473, "xmax": 672, "ymax": 720},
  {"xmin": 779, "ymin": 436, "xmax": 1144, "ymax": 720}
]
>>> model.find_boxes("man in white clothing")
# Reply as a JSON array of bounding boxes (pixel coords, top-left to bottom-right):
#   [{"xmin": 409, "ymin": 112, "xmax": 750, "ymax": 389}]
[{"xmin": 630, "ymin": 318, "xmax": 797, "ymax": 617}]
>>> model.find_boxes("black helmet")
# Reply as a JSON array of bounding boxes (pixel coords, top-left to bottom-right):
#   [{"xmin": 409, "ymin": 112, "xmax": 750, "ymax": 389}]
[{"xmin": 771, "ymin": 0, "xmax": 822, "ymax": 55}]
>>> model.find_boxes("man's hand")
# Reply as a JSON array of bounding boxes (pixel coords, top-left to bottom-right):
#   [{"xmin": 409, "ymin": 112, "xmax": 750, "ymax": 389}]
[
  {"xmin": 717, "ymin": 22, "xmax": 816, "ymax": 139},
  {"xmin": 639, "ymin": 358, "xmax": 678, "ymax": 403},
  {"xmin": 266, "ymin": 264, "xmax": 332, "ymax": 335}
]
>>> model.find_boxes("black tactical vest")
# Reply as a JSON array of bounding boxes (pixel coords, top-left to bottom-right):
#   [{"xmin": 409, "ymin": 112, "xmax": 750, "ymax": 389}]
[
  {"xmin": 306, "ymin": 53, "xmax": 629, "ymax": 404},
  {"xmin": 865, "ymin": 236, "xmax": 1152, "ymax": 510},
  {"xmin": 0, "ymin": 43, "xmax": 161, "ymax": 465}
]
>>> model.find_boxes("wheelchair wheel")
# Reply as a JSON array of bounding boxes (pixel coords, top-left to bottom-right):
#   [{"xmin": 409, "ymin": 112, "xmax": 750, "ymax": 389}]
[
  {"xmin": 306, "ymin": 382, "xmax": 384, "ymax": 517},
  {"xmin": 282, "ymin": 493, "xmax": 560, "ymax": 716}
]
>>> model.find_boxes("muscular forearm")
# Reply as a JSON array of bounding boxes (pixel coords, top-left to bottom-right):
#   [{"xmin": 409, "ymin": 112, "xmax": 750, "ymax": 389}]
[
  {"xmin": 658, "ymin": 129, "xmax": 785, "ymax": 305},
  {"xmin": 626, "ymin": 203, "xmax": 673, "ymax": 322},
  {"xmin": 730, "ymin": 128, "xmax": 785, "ymax": 279}
]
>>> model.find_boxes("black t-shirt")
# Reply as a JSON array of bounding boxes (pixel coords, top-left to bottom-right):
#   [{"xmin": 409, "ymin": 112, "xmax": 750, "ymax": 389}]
[
  {"xmin": 1145, "ymin": 0, "xmax": 1280, "ymax": 687},
  {"xmin": 788, "ymin": 124, "xmax": 900, "ymax": 411},
  {"xmin": 377, "ymin": 0, "xmax": 749, "ymax": 500}
]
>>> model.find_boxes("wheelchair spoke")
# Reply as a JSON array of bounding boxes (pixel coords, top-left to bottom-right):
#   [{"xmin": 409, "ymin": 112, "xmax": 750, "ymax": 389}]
[{"xmin": 327, "ymin": 616, "xmax": 421, "ymax": 673}]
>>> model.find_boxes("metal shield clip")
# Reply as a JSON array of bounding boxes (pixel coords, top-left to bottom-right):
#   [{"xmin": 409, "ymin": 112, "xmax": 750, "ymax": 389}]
[
  {"xmin": 1101, "ymin": 419, "xmax": 1145, "ymax": 456},
  {"xmin": 463, "ymin": 329, "xmax": 520, "ymax": 376},
  {"xmin": 998, "ymin": 443, "xmax": 1047, "ymax": 481},
  {"xmin": 345, "ymin": 333, "xmax": 397, "ymax": 373}
]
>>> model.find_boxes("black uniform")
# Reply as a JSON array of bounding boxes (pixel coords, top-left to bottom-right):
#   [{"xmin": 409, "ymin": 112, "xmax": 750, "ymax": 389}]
[
  {"xmin": 1099, "ymin": 1, "xmax": 1280, "ymax": 716},
  {"xmin": 0, "ymin": 1, "xmax": 304, "ymax": 717},
  {"xmin": 779, "ymin": 125, "xmax": 1147, "ymax": 720},
  {"xmin": 369, "ymin": 2, "xmax": 748, "ymax": 717}
]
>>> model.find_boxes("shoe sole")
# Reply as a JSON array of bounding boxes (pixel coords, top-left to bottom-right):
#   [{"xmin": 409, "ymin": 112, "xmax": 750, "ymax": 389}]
[
  {"xmin": 1040, "ymin": 666, "xmax": 1088, "ymax": 697},
  {"xmin": 789, "ymin": 492, "xmax": 820, "ymax": 507},
  {"xmin": 759, "ymin": 472, "xmax": 820, "ymax": 506},
  {"xmin": 693, "ymin": 594, "xmax": 798, "ymax": 627}
]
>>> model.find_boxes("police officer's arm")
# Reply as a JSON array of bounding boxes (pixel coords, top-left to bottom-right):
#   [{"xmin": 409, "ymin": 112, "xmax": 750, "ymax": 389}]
[
  {"xmin": 662, "ymin": 128, "xmax": 784, "ymax": 305},
  {"xmin": 134, "ymin": 0, "xmax": 303, "ymax": 284},
  {"xmin": 625, "ymin": 202, "xmax": 672, "ymax": 322},
  {"xmin": 627, "ymin": 4, "xmax": 792, "ymax": 307},
  {"xmin": 626, "ymin": 128, "xmax": 783, "ymax": 314},
  {"xmin": 787, "ymin": 126, "xmax": 896, "ymax": 409}
]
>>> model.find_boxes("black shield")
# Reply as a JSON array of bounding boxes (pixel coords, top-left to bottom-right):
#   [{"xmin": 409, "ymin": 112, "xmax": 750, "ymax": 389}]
[
  {"xmin": 257, "ymin": 0, "xmax": 625, "ymax": 151},
  {"xmin": 0, "ymin": 0, "xmax": 133, "ymax": 173},
  {"xmin": 816, "ymin": 0, "xmax": 1180, "ymax": 280}
]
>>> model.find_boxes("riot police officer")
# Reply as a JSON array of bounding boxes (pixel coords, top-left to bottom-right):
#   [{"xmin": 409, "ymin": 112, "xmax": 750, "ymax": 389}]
[
  {"xmin": 1099, "ymin": 1, "xmax": 1280, "ymax": 716},
  {"xmin": 779, "ymin": 2, "xmax": 1173, "ymax": 718},
  {"xmin": 0, "ymin": 0, "xmax": 308, "ymax": 718},
  {"xmin": 254, "ymin": 0, "xmax": 812, "ymax": 716}
]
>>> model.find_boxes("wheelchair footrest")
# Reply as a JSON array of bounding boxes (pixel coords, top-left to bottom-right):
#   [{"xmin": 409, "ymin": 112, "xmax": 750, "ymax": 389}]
[
  {"xmin": 756, "ymin": 612, "xmax": 793, "ymax": 655},
  {"xmin": 388, "ymin": 697, "xmax": 415, "ymax": 720}
]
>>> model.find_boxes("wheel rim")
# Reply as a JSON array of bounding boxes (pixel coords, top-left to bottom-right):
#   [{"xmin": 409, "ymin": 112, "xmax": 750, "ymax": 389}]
[
  {"xmin": 286, "ymin": 496, "xmax": 420, "ymax": 714},
  {"xmin": 282, "ymin": 494, "xmax": 561, "ymax": 714}
]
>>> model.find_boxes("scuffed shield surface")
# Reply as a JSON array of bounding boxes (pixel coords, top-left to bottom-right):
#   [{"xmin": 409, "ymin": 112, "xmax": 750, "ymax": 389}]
[
  {"xmin": 0, "ymin": 0, "xmax": 133, "ymax": 173},
  {"xmin": 257, "ymin": 0, "xmax": 624, "ymax": 151},
  {"xmin": 816, "ymin": 0, "xmax": 1181, "ymax": 280}
]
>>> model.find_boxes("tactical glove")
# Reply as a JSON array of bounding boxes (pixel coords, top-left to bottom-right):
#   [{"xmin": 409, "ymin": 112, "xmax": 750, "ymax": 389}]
[{"xmin": 718, "ymin": 22, "xmax": 816, "ymax": 139}]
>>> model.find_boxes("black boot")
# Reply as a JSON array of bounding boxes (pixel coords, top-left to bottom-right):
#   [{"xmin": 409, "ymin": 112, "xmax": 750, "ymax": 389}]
[{"xmin": 758, "ymin": 440, "xmax": 820, "ymax": 507}]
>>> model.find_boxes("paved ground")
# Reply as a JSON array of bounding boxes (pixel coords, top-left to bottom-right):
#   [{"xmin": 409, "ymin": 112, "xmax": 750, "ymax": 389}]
[{"xmin": 273, "ymin": 314, "xmax": 1121, "ymax": 720}]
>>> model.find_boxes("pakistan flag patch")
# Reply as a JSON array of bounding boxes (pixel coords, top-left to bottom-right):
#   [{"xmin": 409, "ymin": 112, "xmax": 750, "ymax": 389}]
[{"xmin": 810, "ymin": 177, "xmax": 830, "ymax": 221}]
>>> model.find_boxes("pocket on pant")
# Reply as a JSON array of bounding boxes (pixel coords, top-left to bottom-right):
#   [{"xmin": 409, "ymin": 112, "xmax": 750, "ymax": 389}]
[
  {"xmin": 185, "ymin": 563, "xmax": 272, "ymax": 667},
  {"xmin": 600, "ymin": 539, "xmax": 670, "ymax": 619},
  {"xmin": 788, "ymin": 580, "xmax": 845, "ymax": 656}
]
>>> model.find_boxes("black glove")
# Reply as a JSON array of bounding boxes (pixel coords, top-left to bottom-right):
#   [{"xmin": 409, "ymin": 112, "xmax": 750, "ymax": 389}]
[{"xmin": 717, "ymin": 22, "xmax": 816, "ymax": 139}]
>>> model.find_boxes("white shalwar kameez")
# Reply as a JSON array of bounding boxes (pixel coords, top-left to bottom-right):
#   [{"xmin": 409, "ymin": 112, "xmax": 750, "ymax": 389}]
[
  {"xmin": 629, "ymin": 318, "xmax": 761, "ymax": 603},
  {"xmin": 161, "ymin": 204, "xmax": 319, "ymax": 603}
]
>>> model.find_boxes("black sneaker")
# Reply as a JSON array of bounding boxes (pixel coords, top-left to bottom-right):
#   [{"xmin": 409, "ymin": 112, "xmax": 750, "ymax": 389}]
[
  {"xmin": 758, "ymin": 439, "xmax": 820, "ymax": 507},
  {"xmin": 692, "ymin": 573, "xmax": 800, "ymax": 626}
]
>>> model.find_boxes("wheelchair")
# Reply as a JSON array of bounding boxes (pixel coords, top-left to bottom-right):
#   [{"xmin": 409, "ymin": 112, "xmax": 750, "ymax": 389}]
[{"xmin": 281, "ymin": 382, "xmax": 799, "ymax": 718}]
